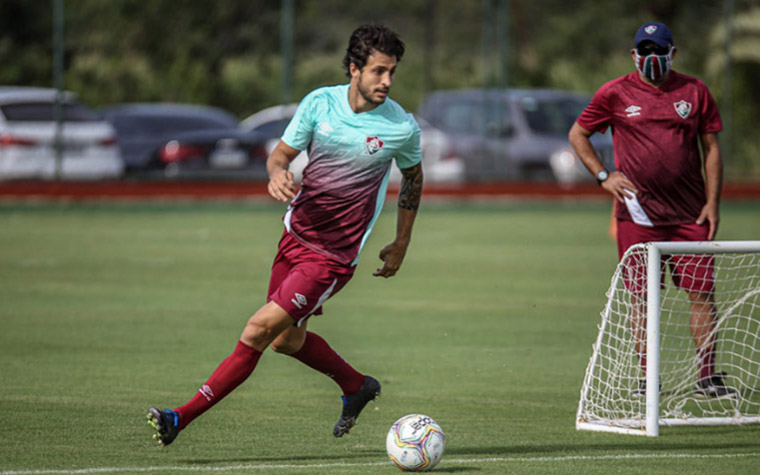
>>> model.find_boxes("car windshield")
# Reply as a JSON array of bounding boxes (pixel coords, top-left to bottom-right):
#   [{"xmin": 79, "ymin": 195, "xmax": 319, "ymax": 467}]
[
  {"xmin": 1, "ymin": 101, "xmax": 99, "ymax": 122},
  {"xmin": 251, "ymin": 118, "xmax": 291, "ymax": 138},
  {"xmin": 518, "ymin": 96, "xmax": 587, "ymax": 135},
  {"xmin": 437, "ymin": 100, "xmax": 512, "ymax": 136}
]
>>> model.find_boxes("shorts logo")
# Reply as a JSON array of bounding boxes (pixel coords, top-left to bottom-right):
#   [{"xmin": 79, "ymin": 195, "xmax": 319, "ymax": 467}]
[
  {"xmin": 625, "ymin": 105, "xmax": 642, "ymax": 117},
  {"xmin": 291, "ymin": 292, "xmax": 308, "ymax": 309},
  {"xmin": 365, "ymin": 136, "xmax": 384, "ymax": 155},
  {"xmin": 673, "ymin": 100, "xmax": 692, "ymax": 119}
]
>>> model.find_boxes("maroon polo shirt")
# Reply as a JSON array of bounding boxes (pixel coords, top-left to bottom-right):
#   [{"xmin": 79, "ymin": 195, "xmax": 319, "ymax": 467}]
[{"xmin": 578, "ymin": 71, "xmax": 722, "ymax": 225}]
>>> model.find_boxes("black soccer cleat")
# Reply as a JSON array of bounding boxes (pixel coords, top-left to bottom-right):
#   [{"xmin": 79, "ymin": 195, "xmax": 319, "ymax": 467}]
[
  {"xmin": 333, "ymin": 375, "xmax": 381, "ymax": 437},
  {"xmin": 631, "ymin": 379, "xmax": 647, "ymax": 398},
  {"xmin": 147, "ymin": 407, "xmax": 180, "ymax": 447},
  {"xmin": 631, "ymin": 378, "xmax": 661, "ymax": 398},
  {"xmin": 695, "ymin": 372, "xmax": 737, "ymax": 399}
]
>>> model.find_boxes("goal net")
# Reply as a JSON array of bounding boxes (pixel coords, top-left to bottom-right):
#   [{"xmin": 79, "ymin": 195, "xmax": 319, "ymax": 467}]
[{"xmin": 577, "ymin": 241, "xmax": 760, "ymax": 436}]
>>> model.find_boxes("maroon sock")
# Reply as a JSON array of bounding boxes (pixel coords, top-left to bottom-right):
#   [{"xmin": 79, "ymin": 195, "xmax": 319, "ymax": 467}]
[
  {"xmin": 639, "ymin": 354, "xmax": 647, "ymax": 377},
  {"xmin": 175, "ymin": 341, "xmax": 262, "ymax": 430},
  {"xmin": 697, "ymin": 346, "xmax": 716, "ymax": 380},
  {"xmin": 289, "ymin": 331, "xmax": 364, "ymax": 396}
]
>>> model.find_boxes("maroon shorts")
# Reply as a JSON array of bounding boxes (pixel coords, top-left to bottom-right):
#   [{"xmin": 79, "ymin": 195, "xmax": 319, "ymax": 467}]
[
  {"xmin": 267, "ymin": 231, "xmax": 355, "ymax": 326},
  {"xmin": 617, "ymin": 220, "xmax": 715, "ymax": 294}
]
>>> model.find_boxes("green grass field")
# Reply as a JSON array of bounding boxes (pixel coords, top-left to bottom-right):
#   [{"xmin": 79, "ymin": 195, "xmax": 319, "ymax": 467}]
[{"xmin": 1, "ymin": 199, "xmax": 759, "ymax": 475}]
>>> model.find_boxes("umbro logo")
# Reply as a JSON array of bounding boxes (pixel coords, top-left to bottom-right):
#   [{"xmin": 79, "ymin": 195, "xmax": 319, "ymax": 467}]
[
  {"xmin": 291, "ymin": 292, "xmax": 307, "ymax": 309},
  {"xmin": 317, "ymin": 122, "xmax": 333, "ymax": 137},
  {"xmin": 199, "ymin": 384, "xmax": 215, "ymax": 402},
  {"xmin": 625, "ymin": 105, "xmax": 642, "ymax": 117}
]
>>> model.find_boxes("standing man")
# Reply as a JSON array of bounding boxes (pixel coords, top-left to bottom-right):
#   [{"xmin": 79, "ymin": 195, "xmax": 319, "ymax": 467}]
[
  {"xmin": 148, "ymin": 24, "xmax": 423, "ymax": 446},
  {"xmin": 569, "ymin": 21, "xmax": 733, "ymax": 397}
]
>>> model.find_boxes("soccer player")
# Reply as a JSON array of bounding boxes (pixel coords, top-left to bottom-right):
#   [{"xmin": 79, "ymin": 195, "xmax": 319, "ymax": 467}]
[
  {"xmin": 147, "ymin": 24, "xmax": 423, "ymax": 446},
  {"xmin": 568, "ymin": 21, "xmax": 733, "ymax": 397}
]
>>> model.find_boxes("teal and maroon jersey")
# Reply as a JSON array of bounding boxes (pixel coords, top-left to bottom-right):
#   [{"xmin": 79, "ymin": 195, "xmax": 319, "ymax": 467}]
[
  {"xmin": 578, "ymin": 71, "xmax": 722, "ymax": 226},
  {"xmin": 280, "ymin": 84, "xmax": 422, "ymax": 266}
]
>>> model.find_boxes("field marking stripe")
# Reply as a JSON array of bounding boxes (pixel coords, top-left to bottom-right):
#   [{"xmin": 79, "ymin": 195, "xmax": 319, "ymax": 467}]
[{"xmin": 2, "ymin": 452, "xmax": 760, "ymax": 474}]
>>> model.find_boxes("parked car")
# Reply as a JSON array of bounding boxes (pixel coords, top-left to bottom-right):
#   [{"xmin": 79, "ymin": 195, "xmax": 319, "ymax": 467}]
[
  {"xmin": 100, "ymin": 103, "xmax": 269, "ymax": 179},
  {"xmin": 241, "ymin": 103, "xmax": 464, "ymax": 184},
  {"xmin": 0, "ymin": 86, "xmax": 124, "ymax": 180},
  {"xmin": 418, "ymin": 88, "xmax": 615, "ymax": 184}
]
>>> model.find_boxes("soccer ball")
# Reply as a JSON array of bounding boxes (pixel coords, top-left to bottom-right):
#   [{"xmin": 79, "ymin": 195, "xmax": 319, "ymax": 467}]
[{"xmin": 386, "ymin": 414, "xmax": 446, "ymax": 472}]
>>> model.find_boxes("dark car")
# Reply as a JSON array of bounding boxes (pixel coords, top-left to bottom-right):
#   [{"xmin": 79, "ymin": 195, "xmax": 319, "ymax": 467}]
[
  {"xmin": 100, "ymin": 103, "xmax": 269, "ymax": 179},
  {"xmin": 418, "ymin": 88, "xmax": 614, "ymax": 184}
]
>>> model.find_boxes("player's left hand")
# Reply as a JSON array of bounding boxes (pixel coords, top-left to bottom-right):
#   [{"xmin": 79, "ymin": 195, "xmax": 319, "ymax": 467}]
[
  {"xmin": 373, "ymin": 242, "xmax": 408, "ymax": 278},
  {"xmin": 696, "ymin": 201, "xmax": 720, "ymax": 240}
]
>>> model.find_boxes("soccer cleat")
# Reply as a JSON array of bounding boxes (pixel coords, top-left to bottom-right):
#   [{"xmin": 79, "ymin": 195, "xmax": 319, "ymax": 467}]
[
  {"xmin": 695, "ymin": 372, "xmax": 737, "ymax": 398},
  {"xmin": 333, "ymin": 375, "xmax": 381, "ymax": 437},
  {"xmin": 147, "ymin": 407, "xmax": 180, "ymax": 447},
  {"xmin": 631, "ymin": 379, "xmax": 661, "ymax": 398},
  {"xmin": 631, "ymin": 379, "xmax": 647, "ymax": 398}
]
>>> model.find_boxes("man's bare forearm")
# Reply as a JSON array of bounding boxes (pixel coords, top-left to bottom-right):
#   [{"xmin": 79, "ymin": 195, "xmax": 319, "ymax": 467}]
[
  {"xmin": 701, "ymin": 133, "xmax": 723, "ymax": 206},
  {"xmin": 396, "ymin": 163, "xmax": 423, "ymax": 244},
  {"xmin": 398, "ymin": 163, "xmax": 423, "ymax": 211}
]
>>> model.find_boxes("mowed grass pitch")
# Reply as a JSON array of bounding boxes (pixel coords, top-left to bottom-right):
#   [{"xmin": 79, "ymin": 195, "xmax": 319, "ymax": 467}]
[{"xmin": 1, "ymin": 200, "xmax": 759, "ymax": 475}]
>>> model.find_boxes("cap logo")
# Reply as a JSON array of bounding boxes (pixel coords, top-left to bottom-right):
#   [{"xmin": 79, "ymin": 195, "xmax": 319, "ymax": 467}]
[{"xmin": 645, "ymin": 25, "xmax": 658, "ymax": 35}]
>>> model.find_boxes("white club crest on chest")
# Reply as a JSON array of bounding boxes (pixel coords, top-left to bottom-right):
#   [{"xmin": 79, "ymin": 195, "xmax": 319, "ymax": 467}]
[{"xmin": 673, "ymin": 100, "xmax": 692, "ymax": 119}]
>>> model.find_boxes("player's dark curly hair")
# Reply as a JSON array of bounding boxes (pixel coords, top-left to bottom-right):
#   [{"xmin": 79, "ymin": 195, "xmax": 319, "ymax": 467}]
[{"xmin": 342, "ymin": 24, "xmax": 405, "ymax": 77}]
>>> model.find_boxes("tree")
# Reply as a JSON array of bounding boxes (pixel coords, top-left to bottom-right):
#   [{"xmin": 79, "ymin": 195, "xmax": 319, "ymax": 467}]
[{"xmin": 704, "ymin": 6, "xmax": 760, "ymax": 178}]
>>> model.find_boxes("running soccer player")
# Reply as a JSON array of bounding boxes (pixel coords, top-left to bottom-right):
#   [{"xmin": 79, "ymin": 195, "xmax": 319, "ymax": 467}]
[
  {"xmin": 147, "ymin": 24, "xmax": 423, "ymax": 446},
  {"xmin": 569, "ymin": 21, "xmax": 732, "ymax": 398}
]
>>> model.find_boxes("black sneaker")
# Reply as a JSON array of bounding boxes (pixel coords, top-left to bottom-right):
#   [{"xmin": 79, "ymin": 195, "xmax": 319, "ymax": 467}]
[
  {"xmin": 631, "ymin": 379, "xmax": 661, "ymax": 398},
  {"xmin": 695, "ymin": 372, "xmax": 737, "ymax": 398},
  {"xmin": 333, "ymin": 375, "xmax": 381, "ymax": 437},
  {"xmin": 147, "ymin": 407, "xmax": 180, "ymax": 447},
  {"xmin": 631, "ymin": 379, "xmax": 647, "ymax": 398}
]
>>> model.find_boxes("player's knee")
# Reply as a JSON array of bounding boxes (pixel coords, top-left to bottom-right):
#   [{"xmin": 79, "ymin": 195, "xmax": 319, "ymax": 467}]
[
  {"xmin": 270, "ymin": 339, "xmax": 299, "ymax": 355},
  {"xmin": 270, "ymin": 330, "xmax": 306, "ymax": 354},
  {"xmin": 242, "ymin": 316, "xmax": 279, "ymax": 348}
]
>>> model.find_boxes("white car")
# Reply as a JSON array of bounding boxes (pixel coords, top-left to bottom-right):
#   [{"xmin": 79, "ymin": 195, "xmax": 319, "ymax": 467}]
[
  {"xmin": 241, "ymin": 103, "xmax": 463, "ymax": 184},
  {"xmin": 0, "ymin": 86, "xmax": 123, "ymax": 180}
]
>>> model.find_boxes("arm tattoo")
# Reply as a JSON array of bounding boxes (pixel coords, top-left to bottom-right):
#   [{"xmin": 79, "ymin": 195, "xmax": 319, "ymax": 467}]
[{"xmin": 398, "ymin": 163, "xmax": 423, "ymax": 211}]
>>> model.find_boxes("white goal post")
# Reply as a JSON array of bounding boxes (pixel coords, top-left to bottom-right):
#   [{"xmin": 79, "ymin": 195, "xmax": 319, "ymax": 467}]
[{"xmin": 577, "ymin": 241, "xmax": 760, "ymax": 436}]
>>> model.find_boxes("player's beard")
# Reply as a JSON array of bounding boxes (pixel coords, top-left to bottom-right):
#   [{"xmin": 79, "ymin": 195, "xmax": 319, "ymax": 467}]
[{"xmin": 357, "ymin": 79, "xmax": 389, "ymax": 105}]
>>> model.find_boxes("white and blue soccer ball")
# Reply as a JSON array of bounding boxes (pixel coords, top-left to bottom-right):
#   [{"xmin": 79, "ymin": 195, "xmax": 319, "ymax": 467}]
[{"xmin": 386, "ymin": 414, "xmax": 446, "ymax": 472}]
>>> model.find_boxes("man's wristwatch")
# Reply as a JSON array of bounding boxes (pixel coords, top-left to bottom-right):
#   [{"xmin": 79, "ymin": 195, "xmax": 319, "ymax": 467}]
[{"xmin": 596, "ymin": 169, "xmax": 610, "ymax": 186}]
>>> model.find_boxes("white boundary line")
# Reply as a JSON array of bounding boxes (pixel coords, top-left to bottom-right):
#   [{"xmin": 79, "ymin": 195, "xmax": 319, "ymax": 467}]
[{"xmin": 2, "ymin": 452, "xmax": 760, "ymax": 474}]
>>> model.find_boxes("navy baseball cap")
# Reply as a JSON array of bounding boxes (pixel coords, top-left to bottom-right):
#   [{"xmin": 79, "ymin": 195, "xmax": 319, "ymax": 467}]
[{"xmin": 634, "ymin": 22, "xmax": 674, "ymax": 48}]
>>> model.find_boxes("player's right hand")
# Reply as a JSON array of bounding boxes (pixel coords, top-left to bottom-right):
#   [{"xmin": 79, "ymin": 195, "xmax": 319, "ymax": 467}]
[
  {"xmin": 603, "ymin": 172, "xmax": 638, "ymax": 203},
  {"xmin": 268, "ymin": 169, "xmax": 296, "ymax": 202}
]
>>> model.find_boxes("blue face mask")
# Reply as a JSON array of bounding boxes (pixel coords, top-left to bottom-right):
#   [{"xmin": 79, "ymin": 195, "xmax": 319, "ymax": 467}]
[{"xmin": 634, "ymin": 47, "xmax": 674, "ymax": 82}]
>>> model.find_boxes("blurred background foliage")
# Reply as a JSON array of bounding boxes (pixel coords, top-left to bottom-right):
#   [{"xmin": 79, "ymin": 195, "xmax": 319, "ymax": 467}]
[{"xmin": 0, "ymin": 0, "xmax": 758, "ymax": 178}]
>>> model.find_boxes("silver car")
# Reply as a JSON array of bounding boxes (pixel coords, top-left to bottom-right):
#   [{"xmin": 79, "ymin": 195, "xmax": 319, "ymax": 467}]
[
  {"xmin": 418, "ymin": 88, "xmax": 614, "ymax": 184},
  {"xmin": 0, "ymin": 86, "xmax": 123, "ymax": 180},
  {"xmin": 241, "ymin": 103, "xmax": 464, "ymax": 184}
]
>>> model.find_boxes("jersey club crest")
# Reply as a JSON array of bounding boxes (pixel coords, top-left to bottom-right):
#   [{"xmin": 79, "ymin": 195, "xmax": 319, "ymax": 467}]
[
  {"xmin": 673, "ymin": 100, "xmax": 692, "ymax": 119},
  {"xmin": 365, "ymin": 136, "xmax": 384, "ymax": 155}
]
